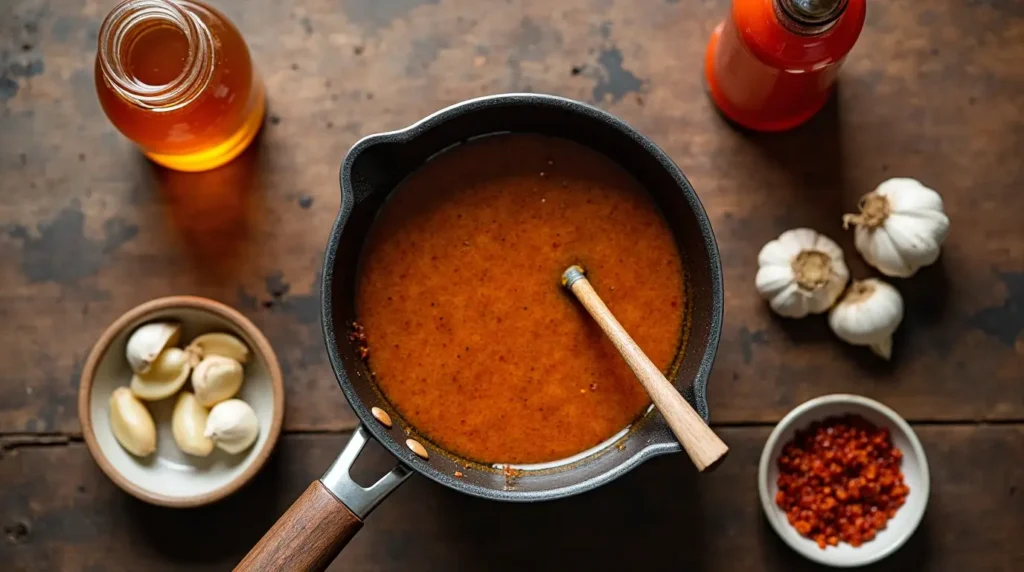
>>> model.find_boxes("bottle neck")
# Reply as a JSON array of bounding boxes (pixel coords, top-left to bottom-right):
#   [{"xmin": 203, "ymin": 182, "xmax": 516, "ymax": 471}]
[
  {"xmin": 774, "ymin": 0, "xmax": 849, "ymax": 35},
  {"xmin": 97, "ymin": 0, "xmax": 214, "ymax": 110}
]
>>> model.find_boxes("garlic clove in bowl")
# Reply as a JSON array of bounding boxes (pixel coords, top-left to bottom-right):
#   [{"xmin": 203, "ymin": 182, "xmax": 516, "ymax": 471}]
[
  {"xmin": 829, "ymin": 278, "xmax": 904, "ymax": 359},
  {"xmin": 129, "ymin": 347, "xmax": 191, "ymax": 401},
  {"xmin": 186, "ymin": 332, "xmax": 250, "ymax": 366},
  {"xmin": 125, "ymin": 322, "xmax": 181, "ymax": 375},
  {"xmin": 171, "ymin": 392, "xmax": 215, "ymax": 457},
  {"xmin": 843, "ymin": 178, "xmax": 950, "ymax": 278},
  {"xmin": 192, "ymin": 356, "xmax": 244, "ymax": 407},
  {"xmin": 109, "ymin": 387, "xmax": 157, "ymax": 457},
  {"xmin": 755, "ymin": 228, "xmax": 849, "ymax": 318},
  {"xmin": 205, "ymin": 399, "xmax": 259, "ymax": 454}
]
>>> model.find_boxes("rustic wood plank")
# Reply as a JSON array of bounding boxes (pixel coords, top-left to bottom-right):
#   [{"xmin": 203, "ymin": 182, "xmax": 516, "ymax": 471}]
[
  {"xmin": 2, "ymin": 426, "xmax": 1022, "ymax": 571},
  {"xmin": 1, "ymin": 0, "xmax": 1023, "ymax": 436}
]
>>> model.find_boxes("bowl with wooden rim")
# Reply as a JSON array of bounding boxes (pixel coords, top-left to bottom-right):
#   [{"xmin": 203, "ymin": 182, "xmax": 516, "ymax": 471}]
[
  {"xmin": 758, "ymin": 394, "xmax": 930, "ymax": 567},
  {"xmin": 78, "ymin": 296, "xmax": 285, "ymax": 507}
]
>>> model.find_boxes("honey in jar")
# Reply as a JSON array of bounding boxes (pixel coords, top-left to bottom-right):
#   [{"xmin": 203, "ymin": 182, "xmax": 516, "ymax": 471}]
[{"xmin": 95, "ymin": 0, "xmax": 265, "ymax": 172}]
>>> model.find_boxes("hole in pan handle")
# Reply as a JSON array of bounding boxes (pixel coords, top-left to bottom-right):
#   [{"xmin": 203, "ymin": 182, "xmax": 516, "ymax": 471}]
[{"xmin": 235, "ymin": 426, "xmax": 412, "ymax": 571}]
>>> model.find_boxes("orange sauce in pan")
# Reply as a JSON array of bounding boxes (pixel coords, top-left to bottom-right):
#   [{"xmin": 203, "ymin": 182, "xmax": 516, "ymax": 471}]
[{"xmin": 356, "ymin": 134, "xmax": 685, "ymax": 464}]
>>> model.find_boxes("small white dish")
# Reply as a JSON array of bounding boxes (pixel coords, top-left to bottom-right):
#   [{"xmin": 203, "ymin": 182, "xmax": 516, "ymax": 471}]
[
  {"xmin": 79, "ymin": 296, "xmax": 284, "ymax": 507},
  {"xmin": 758, "ymin": 394, "xmax": 929, "ymax": 567}
]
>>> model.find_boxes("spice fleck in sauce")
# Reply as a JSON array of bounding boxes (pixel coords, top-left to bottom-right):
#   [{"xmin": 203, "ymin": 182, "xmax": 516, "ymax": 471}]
[{"xmin": 357, "ymin": 134, "xmax": 685, "ymax": 464}]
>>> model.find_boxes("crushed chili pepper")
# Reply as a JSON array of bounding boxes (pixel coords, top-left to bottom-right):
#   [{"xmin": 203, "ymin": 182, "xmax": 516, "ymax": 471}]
[
  {"xmin": 775, "ymin": 415, "xmax": 909, "ymax": 549},
  {"xmin": 502, "ymin": 465, "xmax": 524, "ymax": 488},
  {"xmin": 349, "ymin": 321, "xmax": 370, "ymax": 360}
]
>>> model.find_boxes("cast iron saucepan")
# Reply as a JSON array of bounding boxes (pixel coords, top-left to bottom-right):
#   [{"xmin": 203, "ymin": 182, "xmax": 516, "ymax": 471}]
[{"xmin": 237, "ymin": 94, "xmax": 724, "ymax": 571}]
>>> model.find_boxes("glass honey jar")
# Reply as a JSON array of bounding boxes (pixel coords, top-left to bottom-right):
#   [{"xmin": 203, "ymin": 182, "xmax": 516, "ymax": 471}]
[{"xmin": 95, "ymin": 0, "xmax": 265, "ymax": 172}]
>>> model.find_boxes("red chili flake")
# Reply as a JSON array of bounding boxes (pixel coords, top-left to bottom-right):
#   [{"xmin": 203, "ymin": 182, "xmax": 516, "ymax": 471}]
[
  {"xmin": 454, "ymin": 471, "xmax": 464, "ymax": 478},
  {"xmin": 775, "ymin": 414, "xmax": 908, "ymax": 549},
  {"xmin": 502, "ymin": 465, "xmax": 523, "ymax": 487}
]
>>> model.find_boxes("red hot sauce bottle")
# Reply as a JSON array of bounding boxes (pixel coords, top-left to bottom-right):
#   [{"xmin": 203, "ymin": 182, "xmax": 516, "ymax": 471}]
[{"xmin": 704, "ymin": 0, "xmax": 866, "ymax": 132}]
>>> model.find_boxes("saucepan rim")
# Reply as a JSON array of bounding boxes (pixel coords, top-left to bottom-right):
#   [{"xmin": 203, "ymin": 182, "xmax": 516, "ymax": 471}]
[{"xmin": 321, "ymin": 93, "xmax": 724, "ymax": 501}]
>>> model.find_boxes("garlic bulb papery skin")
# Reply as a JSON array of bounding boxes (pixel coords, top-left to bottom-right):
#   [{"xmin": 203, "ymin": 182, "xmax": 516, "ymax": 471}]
[
  {"xmin": 204, "ymin": 399, "xmax": 259, "ymax": 454},
  {"xmin": 755, "ymin": 228, "xmax": 850, "ymax": 318},
  {"xmin": 829, "ymin": 279, "xmax": 904, "ymax": 360},
  {"xmin": 110, "ymin": 387, "xmax": 157, "ymax": 457},
  {"xmin": 172, "ymin": 392, "xmax": 214, "ymax": 457},
  {"xmin": 125, "ymin": 322, "xmax": 181, "ymax": 374},
  {"xmin": 192, "ymin": 356, "xmax": 244, "ymax": 407},
  {"xmin": 185, "ymin": 332, "xmax": 250, "ymax": 367},
  {"xmin": 129, "ymin": 347, "xmax": 191, "ymax": 401},
  {"xmin": 842, "ymin": 178, "xmax": 950, "ymax": 278}
]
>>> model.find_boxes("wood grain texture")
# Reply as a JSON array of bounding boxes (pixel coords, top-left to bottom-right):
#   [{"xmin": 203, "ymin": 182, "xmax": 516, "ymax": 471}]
[
  {"xmin": 0, "ymin": 0, "xmax": 1022, "ymax": 434},
  {"xmin": 1, "ymin": 428, "xmax": 1022, "ymax": 572},
  {"xmin": 567, "ymin": 272, "xmax": 728, "ymax": 471},
  {"xmin": 236, "ymin": 480, "xmax": 363, "ymax": 572}
]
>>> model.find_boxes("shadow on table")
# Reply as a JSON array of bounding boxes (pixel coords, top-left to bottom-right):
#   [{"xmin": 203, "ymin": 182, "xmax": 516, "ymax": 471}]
[
  {"xmin": 759, "ymin": 508, "xmax": 933, "ymax": 572},
  {"xmin": 139, "ymin": 128, "xmax": 270, "ymax": 283},
  {"xmin": 425, "ymin": 453, "xmax": 708, "ymax": 570},
  {"xmin": 120, "ymin": 443, "xmax": 286, "ymax": 566},
  {"xmin": 713, "ymin": 83, "xmax": 850, "ymax": 226}
]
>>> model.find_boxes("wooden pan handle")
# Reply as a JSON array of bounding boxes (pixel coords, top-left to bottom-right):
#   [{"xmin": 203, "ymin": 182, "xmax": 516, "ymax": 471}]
[
  {"xmin": 566, "ymin": 271, "xmax": 728, "ymax": 471},
  {"xmin": 236, "ymin": 480, "xmax": 363, "ymax": 571}
]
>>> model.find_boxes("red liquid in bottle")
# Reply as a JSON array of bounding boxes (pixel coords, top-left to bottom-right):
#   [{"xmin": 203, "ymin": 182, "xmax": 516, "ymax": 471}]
[{"xmin": 705, "ymin": 0, "xmax": 865, "ymax": 132}]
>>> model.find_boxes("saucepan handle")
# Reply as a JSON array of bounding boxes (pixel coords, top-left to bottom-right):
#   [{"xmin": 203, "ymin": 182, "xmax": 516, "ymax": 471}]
[{"xmin": 236, "ymin": 427, "xmax": 412, "ymax": 571}]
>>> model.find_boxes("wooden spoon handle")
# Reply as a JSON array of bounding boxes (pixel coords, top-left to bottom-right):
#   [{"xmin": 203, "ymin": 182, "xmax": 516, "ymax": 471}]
[{"xmin": 567, "ymin": 274, "xmax": 728, "ymax": 471}]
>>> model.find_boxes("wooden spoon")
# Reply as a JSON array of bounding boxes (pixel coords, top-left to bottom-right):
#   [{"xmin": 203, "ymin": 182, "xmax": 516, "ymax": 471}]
[{"xmin": 562, "ymin": 265, "xmax": 728, "ymax": 471}]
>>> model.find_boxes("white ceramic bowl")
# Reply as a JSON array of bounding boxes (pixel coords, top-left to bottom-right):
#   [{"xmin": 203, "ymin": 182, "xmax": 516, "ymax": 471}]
[
  {"xmin": 758, "ymin": 394, "xmax": 929, "ymax": 567},
  {"xmin": 79, "ymin": 296, "xmax": 284, "ymax": 507}
]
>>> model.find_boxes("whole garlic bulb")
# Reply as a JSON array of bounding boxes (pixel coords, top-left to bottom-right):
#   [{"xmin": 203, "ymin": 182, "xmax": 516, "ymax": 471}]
[
  {"xmin": 828, "ymin": 278, "xmax": 904, "ymax": 360},
  {"xmin": 130, "ymin": 347, "xmax": 191, "ymax": 401},
  {"xmin": 109, "ymin": 387, "xmax": 157, "ymax": 457},
  {"xmin": 125, "ymin": 322, "xmax": 180, "ymax": 374},
  {"xmin": 842, "ymin": 178, "xmax": 950, "ymax": 278},
  {"xmin": 171, "ymin": 392, "xmax": 214, "ymax": 457},
  {"xmin": 191, "ymin": 356, "xmax": 244, "ymax": 407},
  {"xmin": 755, "ymin": 228, "xmax": 850, "ymax": 318},
  {"xmin": 204, "ymin": 399, "xmax": 259, "ymax": 454}
]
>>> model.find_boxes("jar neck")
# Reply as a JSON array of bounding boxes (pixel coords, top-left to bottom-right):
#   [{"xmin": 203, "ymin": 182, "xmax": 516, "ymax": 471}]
[
  {"xmin": 97, "ymin": 0, "xmax": 214, "ymax": 110},
  {"xmin": 774, "ymin": 0, "xmax": 850, "ymax": 35}
]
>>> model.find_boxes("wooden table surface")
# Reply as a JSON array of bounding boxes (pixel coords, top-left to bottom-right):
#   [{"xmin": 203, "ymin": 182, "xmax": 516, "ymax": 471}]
[{"xmin": 2, "ymin": 0, "xmax": 1022, "ymax": 570}]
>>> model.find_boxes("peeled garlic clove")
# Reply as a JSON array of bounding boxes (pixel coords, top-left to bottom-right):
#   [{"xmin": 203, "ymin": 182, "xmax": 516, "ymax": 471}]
[
  {"xmin": 109, "ymin": 387, "xmax": 157, "ymax": 457},
  {"xmin": 125, "ymin": 322, "xmax": 181, "ymax": 375},
  {"xmin": 842, "ymin": 178, "xmax": 950, "ymax": 278},
  {"xmin": 755, "ymin": 228, "xmax": 849, "ymax": 318},
  {"xmin": 204, "ymin": 399, "xmax": 259, "ymax": 454},
  {"xmin": 186, "ymin": 332, "xmax": 250, "ymax": 366},
  {"xmin": 130, "ymin": 347, "xmax": 191, "ymax": 401},
  {"xmin": 828, "ymin": 278, "xmax": 904, "ymax": 360},
  {"xmin": 172, "ymin": 392, "xmax": 214, "ymax": 457},
  {"xmin": 192, "ymin": 356, "xmax": 244, "ymax": 407}
]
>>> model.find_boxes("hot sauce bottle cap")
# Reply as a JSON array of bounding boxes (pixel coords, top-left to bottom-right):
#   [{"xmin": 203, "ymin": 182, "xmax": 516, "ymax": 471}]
[{"xmin": 776, "ymin": 0, "xmax": 849, "ymax": 34}]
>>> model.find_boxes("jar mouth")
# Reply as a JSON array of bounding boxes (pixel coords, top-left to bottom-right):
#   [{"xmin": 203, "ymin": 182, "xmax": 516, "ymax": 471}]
[{"xmin": 98, "ymin": 0, "xmax": 214, "ymax": 110}]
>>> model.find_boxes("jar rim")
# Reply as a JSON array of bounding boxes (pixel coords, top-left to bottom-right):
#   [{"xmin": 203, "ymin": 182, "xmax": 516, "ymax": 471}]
[{"xmin": 97, "ymin": 0, "xmax": 215, "ymax": 110}]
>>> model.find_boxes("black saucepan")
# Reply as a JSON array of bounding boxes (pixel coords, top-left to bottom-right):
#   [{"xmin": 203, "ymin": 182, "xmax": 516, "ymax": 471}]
[{"xmin": 237, "ymin": 93, "xmax": 724, "ymax": 571}]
